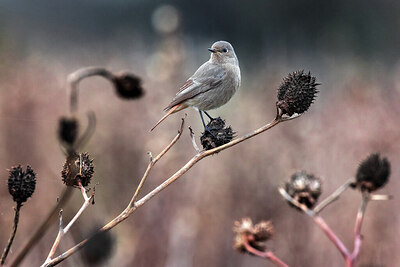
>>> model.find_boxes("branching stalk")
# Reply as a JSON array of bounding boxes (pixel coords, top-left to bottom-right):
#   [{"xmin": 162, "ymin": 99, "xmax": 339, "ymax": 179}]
[{"xmin": 42, "ymin": 110, "xmax": 297, "ymax": 266}]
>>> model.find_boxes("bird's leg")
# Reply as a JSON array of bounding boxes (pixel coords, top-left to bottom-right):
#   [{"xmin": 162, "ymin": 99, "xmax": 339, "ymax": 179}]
[
  {"xmin": 204, "ymin": 111, "xmax": 215, "ymax": 121},
  {"xmin": 199, "ymin": 110, "xmax": 216, "ymax": 137}
]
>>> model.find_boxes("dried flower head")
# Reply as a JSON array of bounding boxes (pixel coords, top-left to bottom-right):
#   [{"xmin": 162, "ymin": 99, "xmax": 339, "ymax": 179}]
[
  {"xmin": 277, "ymin": 70, "xmax": 319, "ymax": 116},
  {"xmin": 285, "ymin": 171, "xmax": 322, "ymax": 209},
  {"xmin": 200, "ymin": 117, "xmax": 235, "ymax": 150},
  {"xmin": 8, "ymin": 165, "xmax": 36, "ymax": 204},
  {"xmin": 58, "ymin": 116, "xmax": 79, "ymax": 146},
  {"xmin": 352, "ymin": 153, "xmax": 390, "ymax": 192},
  {"xmin": 61, "ymin": 152, "xmax": 94, "ymax": 187},
  {"xmin": 233, "ymin": 218, "xmax": 274, "ymax": 253},
  {"xmin": 112, "ymin": 72, "xmax": 144, "ymax": 99}
]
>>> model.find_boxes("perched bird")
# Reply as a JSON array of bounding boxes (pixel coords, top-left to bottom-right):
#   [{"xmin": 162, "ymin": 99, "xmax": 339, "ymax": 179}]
[{"xmin": 150, "ymin": 40, "xmax": 241, "ymax": 132}]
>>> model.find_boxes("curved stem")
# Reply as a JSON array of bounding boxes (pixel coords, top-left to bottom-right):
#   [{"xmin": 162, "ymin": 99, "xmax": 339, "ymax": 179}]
[
  {"xmin": 314, "ymin": 179, "xmax": 354, "ymax": 214},
  {"xmin": 1, "ymin": 203, "xmax": 22, "ymax": 265},
  {"xmin": 68, "ymin": 67, "xmax": 114, "ymax": 114},
  {"xmin": 243, "ymin": 237, "xmax": 289, "ymax": 267}
]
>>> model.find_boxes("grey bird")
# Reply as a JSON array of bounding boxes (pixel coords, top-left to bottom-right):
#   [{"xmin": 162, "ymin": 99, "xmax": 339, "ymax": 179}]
[{"xmin": 150, "ymin": 40, "xmax": 241, "ymax": 131}]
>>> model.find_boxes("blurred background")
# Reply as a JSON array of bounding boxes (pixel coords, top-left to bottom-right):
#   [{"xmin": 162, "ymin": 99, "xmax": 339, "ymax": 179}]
[{"xmin": 0, "ymin": 0, "xmax": 399, "ymax": 266}]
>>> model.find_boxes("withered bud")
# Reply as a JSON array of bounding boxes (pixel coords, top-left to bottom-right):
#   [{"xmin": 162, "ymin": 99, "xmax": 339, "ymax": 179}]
[
  {"xmin": 58, "ymin": 116, "xmax": 79, "ymax": 146},
  {"xmin": 233, "ymin": 218, "xmax": 274, "ymax": 253},
  {"xmin": 8, "ymin": 165, "xmax": 36, "ymax": 204},
  {"xmin": 61, "ymin": 152, "xmax": 94, "ymax": 187},
  {"xmin": 285, "ymin": 171, "xmax": 322, "ymax": 210},
  {"xmin": 112, "ymin": 72, "xmax": 144, "ymax": 99},
  {"xmin": 277, "ymin": 70, "xmax": 319, "ymax": 116},
  {"xmin": 352, "ymin": 153, "xmax": 390, "ymax": 192},
  {"xmin": 200, "ymin": 117, "xmax": 235, "ymax": 150}
]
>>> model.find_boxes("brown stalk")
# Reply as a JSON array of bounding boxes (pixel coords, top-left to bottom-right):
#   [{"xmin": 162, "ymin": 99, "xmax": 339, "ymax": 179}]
[
  {"xmin": 1, "ymin": 203, "xmax": 22, "ymax": 265},
  {"xmin": 43, "ymin": 107, "xmax": 298, "ymax": 266}
]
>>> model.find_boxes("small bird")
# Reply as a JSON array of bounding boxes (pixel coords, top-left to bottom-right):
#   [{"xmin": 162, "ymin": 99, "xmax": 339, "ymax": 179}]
[{"xmin": 150, "ymin": 40, "xmax": 241, "ymax": 132}]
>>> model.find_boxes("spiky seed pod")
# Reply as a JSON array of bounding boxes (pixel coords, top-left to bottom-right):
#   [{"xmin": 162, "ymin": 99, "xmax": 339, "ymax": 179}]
[
  {"xmin": 285, "ymin": 171, "xmax": 322, "ymax": 210},
  {"xmin": 233, "ymin": 218, "xmax": 274, "ymax": 253},
  {"xmin": 61, "ymin": 152, "xmax": 94, "ymax": 187},
  {"xmin": 8, "ymin": 165, "xmax": 36, "ymax": 204},
  {"xmin": 112, "ymin": 72, "xmax": 144, "ymax": 99},
  {"xmin": 58, "ymin": 116, "xmax": 79, "ymax": 146},
  {"xmin": 277, "ymin": 70, "xmax": 319, "ymax": 116},
  {"xmin": 200, "ymin": 117, "xmax": 235, "ymax": 150},
  {"xmin": 253, "ymin": 221, "xmax": 274, "ymax": 242},
  {"xmin": 352, "ymin": 153, "xmax": 390, "ymax": 192}
]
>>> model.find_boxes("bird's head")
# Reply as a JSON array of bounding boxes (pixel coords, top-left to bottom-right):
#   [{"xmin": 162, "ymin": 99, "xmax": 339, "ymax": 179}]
[{"xmin": 208, "ymin": 41, "xmax": 238, "ymax": 65}]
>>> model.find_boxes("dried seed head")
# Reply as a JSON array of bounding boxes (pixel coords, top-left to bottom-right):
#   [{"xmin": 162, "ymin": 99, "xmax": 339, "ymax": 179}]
[
  {"xmin": 233, "ymin": 218, "xmax": 274, "ymax": 253},
  {"xmin": 8, "ymin": 165, "xmax": 36, "ymax": 204},
  {"xmin": 58, "ymin": 116, "xmax": 79, "ymax": 146},
  {"xmin": 61, "ymin": 152, "xmax": 94, "ymax": 187},
  {"xmin": 112, "ymin": 72, "xmax": 144, "ymax": 99},
  {"xmin": 200, "ymin": 117, "xmax": 235, "ymax": 150},
  {"xmin": 277, "ymin": 70, "xmax": 319, "ymax": 116},
  {"xmin": 285, "ymin": 171, "xmax": 322, "ymax": 209},
  {"xmin": 352, "ymin": 153, "xmax": 390, "ymax": 192}
]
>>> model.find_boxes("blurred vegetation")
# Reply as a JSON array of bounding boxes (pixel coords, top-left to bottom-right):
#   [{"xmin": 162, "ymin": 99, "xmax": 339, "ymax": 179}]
[{"xmin": 0, "ymin": 1, "xmax": 399, "ymax": 266}]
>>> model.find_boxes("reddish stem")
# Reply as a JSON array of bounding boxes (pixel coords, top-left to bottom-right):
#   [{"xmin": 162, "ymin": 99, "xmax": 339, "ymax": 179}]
[{"xmin": 243, "ymin": 237, "xmax": 289, "ymax": 267}]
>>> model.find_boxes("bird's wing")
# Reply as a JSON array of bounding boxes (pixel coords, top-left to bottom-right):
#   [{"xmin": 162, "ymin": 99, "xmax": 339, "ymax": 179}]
[{"xmin": 164, "ymin": 62, "xmax": 226, "ymax": 111}]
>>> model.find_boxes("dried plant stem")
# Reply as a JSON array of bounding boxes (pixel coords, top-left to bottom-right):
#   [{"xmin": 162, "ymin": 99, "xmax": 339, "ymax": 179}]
[
  {"xmin": 1, "ymin": 203, "xmax": 22, "ymax": 265},
  {"xmin": 347, "ymin": 193, "xmax": 369, "ymax": 267},
  {"xmin": 314, "ymin": 179, "xmax": 354, "ymax": 214},
  {"xmin": 279, "ymin": 186, "xmax": 351, "ymax": 258},
  {"xmin": 129, "ymin": 117, "xmax": 185, "ymax": 206},
  {"xmin": 42, "ymin": 185, "xmax": 94, "ymax": 267},
  {"xmin": 9, "ymin": 187, "xmax": 73, "ymax": 267},
  {"xmin": 43, "ymin": 110, "xmax": 297, "ymax": 267},
  {"xmin": 279, "ymin": 185, "xmax": 378, "ymax": 267},
  {"xmin": 68, "ymin": 67, "xmax": 114, "ymax": 114},
  {"xmin": 243, "ymin": 237, "xmax": 288, "ymax": 267}
]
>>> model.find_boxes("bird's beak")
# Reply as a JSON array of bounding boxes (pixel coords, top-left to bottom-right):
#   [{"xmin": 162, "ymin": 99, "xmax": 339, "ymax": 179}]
[{"xmin": 208, "ymin": 48, "xmax": 217, "ymax": 53}]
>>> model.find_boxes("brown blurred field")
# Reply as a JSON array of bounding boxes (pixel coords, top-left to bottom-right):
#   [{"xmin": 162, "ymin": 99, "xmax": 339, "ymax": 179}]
[{"xmin": 0, "ymin": 1, "xmax": 400, "ymax": 266}]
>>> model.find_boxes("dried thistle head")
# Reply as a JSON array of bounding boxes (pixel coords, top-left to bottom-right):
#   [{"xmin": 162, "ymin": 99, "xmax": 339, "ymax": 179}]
[
  {"xmin": 112, "ymin": 72, "xmax": 144, "ymax": 99},
  {"xmin": 8, "ymin": 165, "xmax": 36, "ymax": 204},
  {"xmin": 233, "ymin": 218, "xmax": 274, "ymax": 253},
  {"xmin": 285, "ymin": 171, "xmax": 322, "ymax": 210},
  {"xmin": 200, "ymin": 117, "xmax": 235, "ymax": 150},
  {"xmin": 352, "ymin": 153, "xmax": 390, "ymax": 192},
  {"xmin": 61, "ymin": 152, "xmax": 94, "ymax": 187},
  {"xmin": 277, "ymin": 70, "xmax": 319, "ymax": 116},
  {"xmin": 58, "ymin": 116, "xmax": 79, "ymax": 146}
]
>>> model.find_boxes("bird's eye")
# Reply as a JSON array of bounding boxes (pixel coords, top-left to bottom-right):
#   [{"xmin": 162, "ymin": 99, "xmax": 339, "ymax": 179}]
[{"xmin": 222, "ymin": 48, "xmax": 228, "ymax": 53}]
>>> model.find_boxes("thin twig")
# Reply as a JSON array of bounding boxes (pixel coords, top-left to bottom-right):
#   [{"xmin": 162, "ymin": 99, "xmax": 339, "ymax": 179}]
[
  {"xmin": 243, "ymin": 236, "xmax": 289, "ymax": 267},
  {"xmin": 129, "ymin": 117, "xmax": 185, "ymax": 206},
  {"xmin": 9, "ymin": 187, "xmax": 73, "ymax": 267},
  {"xmin": 314, "ymin": 179, "xmax": 354, "ymax": 214},
  {"xmin": 43, "ymin": 112, "xmax": 300, "ymax": 266},
  {"xmin": 1, "ymin": 203, "xmax": 22, "ymax": 265},
  {"xmin": 189, "ymin": 127, "xmax": 201, "ymax": 153},
  {"xmin": 278, "ymin": 187, "xmax": 350, "ymax": 259},
  {"xmin": 42, "ymin": 185, "xmax": 94, "ymax": 266}
]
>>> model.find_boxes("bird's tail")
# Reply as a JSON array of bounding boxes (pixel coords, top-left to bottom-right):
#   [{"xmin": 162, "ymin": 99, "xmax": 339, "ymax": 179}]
[{"xmin": 150, "ymin": 104, "xmax": 185, "ymax": 132}]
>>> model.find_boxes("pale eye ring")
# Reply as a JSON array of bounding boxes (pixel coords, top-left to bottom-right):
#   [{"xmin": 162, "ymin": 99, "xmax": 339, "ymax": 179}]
[{"xmin": 222, "ymin": 48, "xmax": 228, "ymax": 53}]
